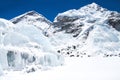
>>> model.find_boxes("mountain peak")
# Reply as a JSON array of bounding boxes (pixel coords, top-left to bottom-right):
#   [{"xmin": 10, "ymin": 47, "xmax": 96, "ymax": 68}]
[
  {"xmin": 87, "ymin": 2, "xmax": 100, "ymax": 8},
  {"xmin": 23, "ymin": 10, "xmax": 45, "ymax": 18},
  {"xmin": 80, "ymin": 2, "xmax": 106, "ymax": 12},
  {"xmin": 10, "ymin": 10, "xmax": 52, "ymax": 30},
  {"xmin": 24, "ymin": 10, "xmax": 40, "ymax": 16},
  {"xmin": 11, "ymin": 10, "xmax": 46, "ymax": 24}
]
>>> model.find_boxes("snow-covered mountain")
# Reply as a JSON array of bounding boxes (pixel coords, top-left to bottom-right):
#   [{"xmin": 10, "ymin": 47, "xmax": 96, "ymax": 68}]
[
  {"xmin": 0, "ymin": 2, "xmax": 120, "ymax": 80},
  {"xmin": 11, "ymin": 10, "xmax": 54, "ymax": 37},
  {"xmin": 0, "ymin": 2, "xmax": 120, "ymax": 73},
  {"xmin": 47, "ymin": 3, "xmax": 120, "ymax": 57},
  {"xmin": 53, "ymin": 3, "xmax": 120, "ymax": 35},
  {"xmin": 11, "ymin": 10, "xmax": 52, "ymax": 30}
]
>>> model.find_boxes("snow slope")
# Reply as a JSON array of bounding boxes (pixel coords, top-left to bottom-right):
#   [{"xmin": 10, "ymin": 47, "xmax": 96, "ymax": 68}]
[
  {"xmin": 1, "ymin": 57, "xmax": 120, "ymax": 80},
  {"xmin": 83, "ymin": 24, "xmax": 120, "ymax": 54}
]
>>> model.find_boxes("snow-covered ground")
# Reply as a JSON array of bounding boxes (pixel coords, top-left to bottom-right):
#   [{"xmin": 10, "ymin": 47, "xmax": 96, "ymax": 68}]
[{"xmin": 0, "ymin": 57, "xmax": 120, "ymax": 80}]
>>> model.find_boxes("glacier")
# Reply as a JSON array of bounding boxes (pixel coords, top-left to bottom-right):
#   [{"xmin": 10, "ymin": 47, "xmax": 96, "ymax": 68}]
[
  {"xmin": 0, "ymin": 18, "xmax": 64, "ymax": 71},
  {"xmin": 0, "ymin": 2, "xmax": 120, "ymax": 80},
  {"xmin": 0, "ymin": 64, "xmax": 3, "ymax": 76}
]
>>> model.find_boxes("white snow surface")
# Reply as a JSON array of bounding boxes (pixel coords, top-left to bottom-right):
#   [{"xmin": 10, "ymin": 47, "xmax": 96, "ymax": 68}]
[{"xmin": 1, "ymin": 57, "xmax": 120, "ymax": 80}]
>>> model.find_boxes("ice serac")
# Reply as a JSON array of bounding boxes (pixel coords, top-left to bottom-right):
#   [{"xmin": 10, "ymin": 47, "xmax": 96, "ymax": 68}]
[
  {"xmin": 50, "ymin": 3, "xmax": 120, "ymax": 57},
  {"xmin": 0, "ymin": 64, "xmax": 3, "ymax": 76},
  {"xmin": 0, "ymin": 18, "xmax": 64, "ymax": 71},
  {"xmin": 11, "ymin": 10, "xmax": 52, "ymax": 30}
]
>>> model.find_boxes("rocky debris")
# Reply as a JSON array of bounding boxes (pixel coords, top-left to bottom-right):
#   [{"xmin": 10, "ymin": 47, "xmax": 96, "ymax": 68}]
[
  {"xmin": 57, "ymin": 45, "xmax": 87, "ymax": 57},
  {"xmin": 25, "ymin": 65, "xmax": 42, "ymax": 73},
  {"xmin": 103, "ymin": 53, "xmax": 120, "ymax": 57}
]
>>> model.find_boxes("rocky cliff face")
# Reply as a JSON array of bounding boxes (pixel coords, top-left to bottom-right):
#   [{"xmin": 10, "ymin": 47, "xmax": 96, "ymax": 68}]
[{"xmin": 108, "ymin": 12, "xmax": 120, "ymax": 31}]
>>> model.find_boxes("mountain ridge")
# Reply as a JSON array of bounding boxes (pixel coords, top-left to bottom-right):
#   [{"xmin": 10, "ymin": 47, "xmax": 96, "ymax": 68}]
[
  {"xmin": 9, "ymin": 3, "xmax": 120, "ymax": 57},
  {"xmin": 10, "ymin": 10, "xmax": 52, "ymax": 31},
  {"xmin": 0, "ymin": 3, "xmax": 120, "ymax": 71}
]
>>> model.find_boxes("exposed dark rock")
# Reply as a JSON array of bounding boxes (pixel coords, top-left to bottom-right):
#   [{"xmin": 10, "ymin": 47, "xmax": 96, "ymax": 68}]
[
  {"xmin": 53, "ymin": 15, "xmax": 84, "ymax": 37},
  {"xmin": 26, "ymin": 67, "xmax": 36, "ymax": 73},
  {"xmin": 57, "ymin": 50, "xmax": 60, "ymax": 53},
  {"xmin": 76, "ymin": 55, "xmax": 79, "ymax": 57},
  {"xmin": 88, "ymin": 55, "xmax": 91, "ymax": 57},
  {"xmin": 67, "ymin": 52, "xmax": 70, "ymax": 55},
  {"xmin": 108, "ymin": 18, "xmax": 120, "ymax": 31},
  {"xmin": 70, "ymin": 55, "xmax": 74, "ymax": 57},
  {"xmin": 21, "ymin": 53, "xmax": 29, "ymax": 60},
  {"xmin": 7, "ymin": 51, "xmax": 15, "ymax": 67},
  {"xmin": 56, "ymin": 16, "xmax": 79, "ymax": 22},
  {"xmin": 73, "ymin": 46, "xmax": 76, "ymax": 49}
]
